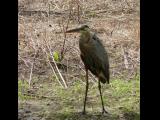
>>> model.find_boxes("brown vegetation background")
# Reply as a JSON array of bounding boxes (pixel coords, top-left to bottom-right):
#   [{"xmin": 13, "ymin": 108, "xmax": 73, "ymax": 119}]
[{"xmin": 18, "ymin": 0, "xmax": 140, "ymax": 87}]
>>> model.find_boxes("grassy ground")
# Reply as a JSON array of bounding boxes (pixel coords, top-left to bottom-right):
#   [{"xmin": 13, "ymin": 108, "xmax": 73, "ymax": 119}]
[{"xmin": 18, "ymin": 74, "xmax": 139, "ymax": 120}]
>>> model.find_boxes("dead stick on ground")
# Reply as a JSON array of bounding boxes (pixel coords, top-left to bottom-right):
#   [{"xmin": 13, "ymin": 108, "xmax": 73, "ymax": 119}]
[
  {"xmin": 28, "ymin": 50, "xmax": 38, "ymax": 87},
  {"xmin": 50, "ymin": 50, "xmax": 68, "ymax": 88},
  {"xmin": 43, "ymin": 31, "xmax": 67, "ymax": 88},
  {"xmin": 47, "ymin": 54, "xmax": 64, "ymax": 88},
  {"xmin": 121, "ymin": 45, "xmax": 129, "ymax": 69},
  {"xmin": 42, "ymin": 44, "xmax": 65, "ymax": 88}
]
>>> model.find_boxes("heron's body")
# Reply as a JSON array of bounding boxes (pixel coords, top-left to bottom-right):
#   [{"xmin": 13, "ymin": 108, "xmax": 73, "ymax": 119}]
[
  {"xmin": 79, "ymin": 30, "xmax": 109, "ymax": 84},
  {"xmin": 66, "ymin": 25, "xmax": 110, "ymax": 114}
]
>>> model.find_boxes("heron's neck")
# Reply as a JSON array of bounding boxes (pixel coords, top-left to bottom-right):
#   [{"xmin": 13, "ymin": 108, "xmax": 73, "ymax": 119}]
[{"xmin": 80, "ymin": 30, "xmax": 91, "ymax": 42}]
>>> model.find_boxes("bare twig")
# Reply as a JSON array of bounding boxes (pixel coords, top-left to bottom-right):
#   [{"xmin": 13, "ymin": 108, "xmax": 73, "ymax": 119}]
[
  {"xmin": 121, "ymin": 45, "xmax": 129, "ymax": 69},
  {"xmin": 41, "ymin": 44, "xmax": 65, "ymax": 88},
  {"xmin": 59, "ymin": 3, "xmax": 72, "ymax": 61},
  {"xmin": 48, "ymin": 55, "xmax": 64, "ymax": 88},
  {"xmin": 18, "ymin": 55, "xmax": 29, "ymax": 67},
  {"xmin": 43, "ymin": 30, "xmax": 68, "ymax": 88},
  {"xmin": 28, "ymin": 49, "xmax": 39, "ymax": 87},
  {"xmin": 76, "ymin": 0, "xmax": 81, "ymax": 23},
  {"xmin": 50, "ymin": 50, "xmax": 68, "ymax": 88}
]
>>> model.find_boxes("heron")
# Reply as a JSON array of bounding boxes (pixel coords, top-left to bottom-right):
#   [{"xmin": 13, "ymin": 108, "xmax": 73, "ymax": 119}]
[{"xmin": 66, "ymin": 25, "xmax": 110, "ymax": 114}]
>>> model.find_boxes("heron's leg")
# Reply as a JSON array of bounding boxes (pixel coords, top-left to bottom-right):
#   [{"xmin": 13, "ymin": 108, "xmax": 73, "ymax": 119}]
[
  {"xmin": 82, "ymin": 68, "xmax": 89, "ymax": 114},
  {"xmin": 98, "ymin": 80, "xmax": 108, "ymax": 114}
]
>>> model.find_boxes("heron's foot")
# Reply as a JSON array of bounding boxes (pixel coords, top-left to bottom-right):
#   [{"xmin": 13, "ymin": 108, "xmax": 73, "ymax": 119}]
[{"xmin": 102, "ymin": 108, "xmax": 108, "ymax": 115}]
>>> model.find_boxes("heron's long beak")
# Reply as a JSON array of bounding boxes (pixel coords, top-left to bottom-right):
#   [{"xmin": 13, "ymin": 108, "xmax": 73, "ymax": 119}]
[{"xmin": 65, "ymin": 27, "xmax": 82, "ymax": 33}]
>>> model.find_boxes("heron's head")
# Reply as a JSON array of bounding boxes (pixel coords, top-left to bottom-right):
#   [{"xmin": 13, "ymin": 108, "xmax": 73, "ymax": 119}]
[{"xmin": 66, "ymin": 25, "xmax": 90, "ymax": 33}]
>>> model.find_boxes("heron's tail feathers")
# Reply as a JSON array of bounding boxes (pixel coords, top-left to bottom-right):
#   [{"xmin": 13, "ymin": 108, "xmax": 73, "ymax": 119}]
[{"xmin": 99, "ymin": 71, "xmax": 109, "ymax": 84}]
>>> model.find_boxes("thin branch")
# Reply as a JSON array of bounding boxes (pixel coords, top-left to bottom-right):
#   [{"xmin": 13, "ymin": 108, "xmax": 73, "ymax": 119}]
[
  {"xmin": 76, "ymin": 0, "xmax": 81, "ymax": 23},
  {"xmin": 60, "ymin": 5, "xmax": 72, "ymax": 61},
  {"xmin": 43, "ymin": 31, "xmax": 68, "ymax": 88},
  {"xmin": 50, "ymin": 50, "xmax": 68, "ymax": 88},
  {"xmin": 47, "ymin": 56, "xmax": 64, "ymax": 88},
  {"xmin": 18, "ymin": 55, "xmax": 29, "ymax": 67},
  {"xmin": 28, "ymin": 49, "xmax": 38, "ymax": 87},
  {"xmin": 41, "ymin": 42, "xmax": 65, "ymax": 88},
  {"xmin": 121, "ymin": 45, "xmax": 129, "ymax": 69}
]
